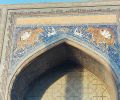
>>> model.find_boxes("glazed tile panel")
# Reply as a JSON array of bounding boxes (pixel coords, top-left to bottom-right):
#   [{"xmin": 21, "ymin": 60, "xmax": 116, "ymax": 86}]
[{"xmin": 10, "ymin": 24, "xmax": 120, "ymax": 72}]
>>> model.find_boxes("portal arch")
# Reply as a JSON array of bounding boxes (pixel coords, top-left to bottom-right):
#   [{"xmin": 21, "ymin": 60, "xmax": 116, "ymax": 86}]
[{"xmin": 7, "ymin": 38, "xmax": 119, "ymax": 100}]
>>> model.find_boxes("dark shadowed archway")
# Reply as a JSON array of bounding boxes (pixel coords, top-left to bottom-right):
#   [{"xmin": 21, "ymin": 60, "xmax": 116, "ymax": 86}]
[{"xmin": 8, "ymin": 41, "xmax": 118, "ymax": 100}]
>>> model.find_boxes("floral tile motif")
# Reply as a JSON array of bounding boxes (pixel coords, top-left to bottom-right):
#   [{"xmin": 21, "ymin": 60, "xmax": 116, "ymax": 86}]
[{"xmin": 10, "ymin": 24, "xmax": 120, "ymax": 70}]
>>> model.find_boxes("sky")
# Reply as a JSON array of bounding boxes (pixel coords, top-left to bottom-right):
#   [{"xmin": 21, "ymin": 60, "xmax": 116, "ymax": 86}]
[{"xmin": 0, "ymin": 0, "xmax": 93, "ymax": 4}]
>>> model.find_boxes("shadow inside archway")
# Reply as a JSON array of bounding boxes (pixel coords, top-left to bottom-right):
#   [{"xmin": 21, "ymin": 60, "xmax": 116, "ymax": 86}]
[
  {"xmin": 10, "ymin": 43, "xmax": 116, "ymax": 100},
  {"xmin": 25, "ymin": 61, "xmax": 83, "ymax": 100}
]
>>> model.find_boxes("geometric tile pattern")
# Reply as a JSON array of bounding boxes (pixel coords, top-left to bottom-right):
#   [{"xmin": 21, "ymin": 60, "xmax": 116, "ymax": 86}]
[{"xmin": 26, "ymin": 69, "xmax": 111, "ymax": 100}]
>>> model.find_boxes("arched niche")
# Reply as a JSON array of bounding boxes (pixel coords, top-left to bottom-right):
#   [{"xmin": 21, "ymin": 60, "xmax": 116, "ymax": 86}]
[{"xmin": 7, "ymin": 39, "xmax": 118, "ymax": 100}]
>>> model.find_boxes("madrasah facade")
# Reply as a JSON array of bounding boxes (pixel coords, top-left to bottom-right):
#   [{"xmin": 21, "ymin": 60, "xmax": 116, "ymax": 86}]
[{"xmin": 0, "ymin": 1, "xmax": 120, "ymax": 100}]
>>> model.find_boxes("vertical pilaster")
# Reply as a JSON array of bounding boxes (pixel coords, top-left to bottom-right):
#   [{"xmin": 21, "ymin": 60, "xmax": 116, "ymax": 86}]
[
  {"xmin": 0, "ymin": 8, "xmax": 8, "ymax": 62},
  {"xmin": 0, "ymin": 8, "xmax": 8, "ymax": 100},
  {"xmin": 116, "ymin": 12, "xmax": 120, "ymax": 45}
]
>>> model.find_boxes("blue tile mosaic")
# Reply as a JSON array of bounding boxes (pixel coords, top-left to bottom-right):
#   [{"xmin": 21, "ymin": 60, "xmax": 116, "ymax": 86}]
[{"xmin": 10, "ymin": 24, "xmax": 120, "ymax": 73}]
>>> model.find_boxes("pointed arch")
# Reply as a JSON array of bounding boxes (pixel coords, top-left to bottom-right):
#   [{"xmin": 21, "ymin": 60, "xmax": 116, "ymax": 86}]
[{"xmin": 7, "ymin": 38, "xmax": 119, "ymax": 100}]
